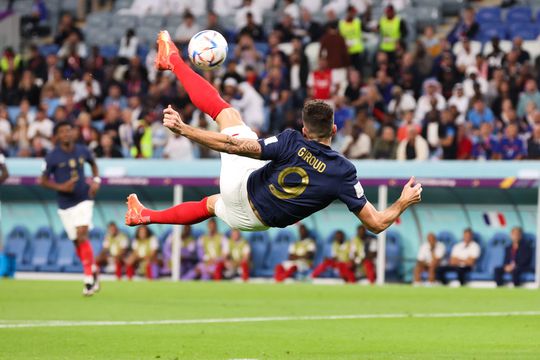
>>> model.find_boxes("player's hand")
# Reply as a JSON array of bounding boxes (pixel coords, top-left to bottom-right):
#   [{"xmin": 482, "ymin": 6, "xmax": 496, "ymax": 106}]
[
  {"xmin": 400, "ymin": 177, "xmax": 422, "ymax": 207},
  {"xmin": 58, "ymin": 178, "xmax": 77, "ymax": 193},
  {"xmin": 163, "ymin": 105, "xmax": 184, "ymax": 135},
  {"xmin": 88, "ymin": 180, "xmax": 100, "ymax": 199}
]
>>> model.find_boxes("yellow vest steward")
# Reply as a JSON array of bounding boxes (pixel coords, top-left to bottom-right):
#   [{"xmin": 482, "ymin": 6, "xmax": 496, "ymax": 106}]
[
  {"xmin": 339, "ymin": 18, "xmax": 364, "ymax": 54},
  {"xmin": 379, "ymin": 16, "xmax": 401, "ymax": 52}
]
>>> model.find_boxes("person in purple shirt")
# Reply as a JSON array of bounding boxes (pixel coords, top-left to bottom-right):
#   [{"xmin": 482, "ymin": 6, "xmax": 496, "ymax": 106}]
[
  {"xmin": 499, "ymin": 123, "xmax": 527, "ymax": 160},
  {"xmin": 125, "ymin": 32, "xmax": 422, "ymax": 240},
  {"xmin": 471, "ymin": 122, "xmax": 501, "ymax": 160}
]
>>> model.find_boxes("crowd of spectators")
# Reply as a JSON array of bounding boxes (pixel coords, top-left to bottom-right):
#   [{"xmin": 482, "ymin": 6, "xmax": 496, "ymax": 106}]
[{"xmin": 1, "ymin": 1, "xmax": 540, "ymax": 160}]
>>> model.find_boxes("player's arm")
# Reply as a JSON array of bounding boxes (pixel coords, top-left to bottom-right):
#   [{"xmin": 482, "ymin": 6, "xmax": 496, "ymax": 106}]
[
  {"xmin": 87, "ymin": 154, "xmax": 100, "ymax": 198},
  {"xmin": 162, "ymin": 105, "xmax": 262, "ymax": 159},
  {"xmin": 0, "ymin": 154, "xmax": 8, "ymax": 184},
  {"xmin": 355, "ymin": 177, "xmax": 422, "ymax": 234}
]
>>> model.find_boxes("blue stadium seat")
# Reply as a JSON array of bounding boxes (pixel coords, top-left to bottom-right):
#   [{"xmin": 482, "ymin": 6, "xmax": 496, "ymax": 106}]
[
  {"xmin": 58, "ymin": 231, "xmax": 71, "ymax": 242},
  {"xmin": 158, "ymin": 227, "xmax": 173, "ymax": 247},
  {"xmin": 34, "ymin": 226, "xmax": 56, "ymax": 242},
  {"xmin": 7, "ymin": 225, "xmax": 31, "ymax": 242},
  {"xmin": 38, "ymin": 44, "xmax": 60, "ymax": 56},
  {"xmin": 89, "ymin": 227, "xmax": 105, "ymax": 242},
  {"xmin": 385, "ymin": 230, "xmax": 402, "ymax": 280},
  {"xmin": 437, "ymin": 231, "xmax": 457, "ymax": 258},
  {"xmin": 248, "ymin": 232, "xmax": 270, "ymax": 277},
  {"xmin": 53, "ymin": 241, "xmax": 77, "ymax": 272},
  {"xmin": 100, "ymin": 45, "xmax": 119, "ymax": 59},
  {"xmin": 258, "ymin": 230, "xmax": 295, "ymax": 277},
  {"xmin": 4, "ymin": 238, "xmax": 29, "ymax": 270},
  {"xmin": 476, "ymin": 7, "xmax": 502, "ymax": 23},
  {"xmin": 477, "ymin": 23, "xmax": 507, "ymax": 42},
  {"xmin": 509, "ymin": 24, "xmax": 539, "ymax": 40},
  {"xmin": 506, "ymin": 6, "xmax": 533, "ymax": 23},
  {"xmin": 470, "ymin": 233, "xmax": 508, "ymax": 281},
  {"xmin": 28, "ymin": 239, "xmax": 55, "ymax": 271}
]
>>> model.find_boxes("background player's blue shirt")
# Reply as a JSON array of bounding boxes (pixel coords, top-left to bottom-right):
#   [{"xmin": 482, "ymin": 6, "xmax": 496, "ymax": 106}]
[
  {"xmin": 42, "ymin": 144, "xmax": 94, "ymax": 209},
  {"xmin": 247, "ymin": 129, "xmax": 367, "ymax": 228}
]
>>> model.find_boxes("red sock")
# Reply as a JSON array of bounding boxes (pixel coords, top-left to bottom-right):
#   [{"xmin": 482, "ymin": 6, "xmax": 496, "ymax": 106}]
[
  {"xmin": 126, "ymin": 264, "xmax": 134, "ymax": 280},
  {"xmin": 76, "ymin": 240, "xmax": 95, "ymax": 277},
  {"xmin": 115, "ymin": 261, "xmax": 123, "ymax": 279},
  {"xmin": 142, "ymin": 197, "xmax": 212, "ymax": 225},
  {"xmin": 214, "ymin": 261, "xmax": 225, "ymax": 281},
  {"xmin": 241, "ymin": 261, "xmax": 249, "ymax": 281},
  {"xmin": 170, "ymin": 53, "xmax": 231, "ymax": 119},
  {"xmin": 284, "ymin": 265, "xmax": 298, "ymax": 280},
  {"xmin": 146, "ymin": 262, "xmax": 153, "ymax": 280},
  {"xmin": 364, "ymin": 260, "xmax": 376, "ymax": 284}
]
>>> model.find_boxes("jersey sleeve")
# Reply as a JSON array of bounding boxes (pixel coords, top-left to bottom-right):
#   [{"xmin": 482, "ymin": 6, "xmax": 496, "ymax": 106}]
[
  {"xmin": 257, "ymin": 129, "xmax": 298, "ymax": 161},
  {"xmin": 84, "ymin": 146, "xmax": 96, "ymax": 164},
  {"xmin": 338, "ymin": 164, "xmax": 368, "ymax": 213},
  {"xmin": 41, "ymin": 155, "xmax": 55, "ymax": 177}
]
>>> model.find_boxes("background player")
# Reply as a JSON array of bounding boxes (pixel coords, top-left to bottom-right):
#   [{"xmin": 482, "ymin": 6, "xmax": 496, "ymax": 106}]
[
  {"xmin": 40, "ymin": 121, "xmax": 101, "ymax": 296},
  {"xmin": 125, "ymin": 31, "xmax": 422, "ymax": 238}
]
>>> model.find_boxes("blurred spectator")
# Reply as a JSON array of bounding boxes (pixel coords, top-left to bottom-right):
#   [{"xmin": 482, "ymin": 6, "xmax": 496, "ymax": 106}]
[
  {"xmin": 388, "ymin": 86, "xmax": 416, "ymax": 119},
  {"xmin": 517, "ymin": 80, "xmax": 540, "ymax": 118},
  {"xmin": 421, "ymin": 25, "xmax": 441, "ymax": 58},
  {"xmin": 439, "ymin": 109, "xmax": 458, "ymax": 160},
  {"xmin": 19, "ymin": 70, "xmax": 41, "ymax": 106},
  {"xmin": 463, "ymin": 66, "xmax": 488, "ymax": 99},
  {"xmin": 118, "ymin": 29, "xmax": 139, "ymax": 64},
  {"xmin": 311, "ymin": 230, "xmax": 356, "ymax": 283},
  {"xmin": 377, "ymin": 5, "xmax": 408, "ymax": 59},
  {"xmin": 512, "ymin": 36, "xmax": 530, "ymax": 65},
  {"xmin": 415, "ymin": 80, "xmax": 446, "ymax": 124},
  {"xmin": 455, "ymin": 38, "xmax": 478, "ymax": 74},
  {"xmin": 1, "ymin": 71, "xmax": 21, "ymax": 106},
  {"xmin": 372, "ymin": 126, "xmax": 397, "ymax": 159},
  {"xmin": 339, "ymin": 6, "xmax": 365, "ymax": 71},
  {"xmin": 174, "ymin": 11, "xmax": 201, "ymax": 47},
  {"xmin": 213, "ymin": 0, "xmax": 243, "ymax": 17},
  {"xmin": 25, "ymin": 44, "xmax": 47, "ymax": 83},
  {"xmin": 235, "ymin": 0, "xmax": 262, "ymax": 30},
  {"xmin": 527, "ymin": 125, "xmax": 540, "ymax": 159},
  {"xmin": 413, "ymin": 232, "xmax": 445, "ymax": 284},
  {"xmin": 283, "ymin": 0, "xmax": 300, "ymax": 20},
  {"xmin": 184, "ymin": 219, "xmax": 228, "ymax": 281},
  {"xmin": 467, "ymin": 98, "xmax": 495, "ymax": 130},
  {"xmin": 297, "ymin": 8, "xmax": 323, "ymax": 43},
  {"xmin": 273, "ymin": 13, "xmax": 296, "ymax": 43},
  {"xmin": 352, "ymin": 225, "xmax": 376, "ymax": 283},
  {"xmin": 57, "ymin": 32, "xmax": 87, "ymax": 61},
  {"xmin": 215, "ymin": 229, "xmax": 250, "ymax": 281},
  {"xmin": 500, "ymin": 123, "xmax": 526, "ymax": 160},
  {"xmin": 319, "ymin": 21, "xmax": 349, "ymax": 86},
  {"xmin": 163, "ymin": 133, "xmax": 194, "ymax": 160},
  {"xmin": 94, "ymin": 133, "xmax": 123, "ymax": 158},
  {"xmin": 225, "ymin": 77, "xmax": 265, "ymax": 131},
  {"xmin": 0, "ymin": 47, "xmax": 21, "ymax": 74},
  {"xmin": 448, "ymin": 7, "xmax": 478, "ymax": 44},
  {"xmin": 436, "ymin": 228, "xmax": 480, "ymax": 286},
  {"xmin": 300, "ymin": 0, "xmax": 322, "ymax": 14},
  {"xmin": 448, "ymin": 84, "xmax": 469, "ymax": 124},
  {"xmin": 21, "ymin": 0, "xmax": 49, "ymax": 37},
  {"xmin": 456, "ymin": 124, "xmax": 473, "ymax": 160},
  {"xmin": 27, "ymin": 107, "xmax": 53, "ymax": 142},
  {"xmin": 239, "ymin": 13, "xmax": 265, "ymax": 42},
  {"xmin": 486, "ymin": 37, "xmax": 506, "ymax": 75},
  {"xmin": 274, "ymin": 224, "xmax": 316, "ymax": 282},
  {"xmin": 260, "ymin": 66, "xmax": 291, "ymax": 133},
  {"xmin": 104, "ymin": 84, "xmax": 128, "ymax": 110},
  {"xmin": 206, "ymin": 11, "xmax": 226, "ymax": 35},
  {"xmin": 471, "ymin": 122, "xmax": 501, "ymax": 160},
  {"xmin": 96, "ymin": 222, "xmax": 129, "ymax": 279},
  {"xmin": 162, "ymin": 225, "xmax": 199, "ymax": 278},
  {"xmin": 307, "ymin": 57, "xmax": 337, "ymax": 102},
  {"xmin": 494, "ymin": 227, "xmax": 532, "ymax": 287},
  {"xmin": 341, "ymin": 123, "xmax": 371, "ymax": 159},
  {"xmin": 397, "ymin": 125, "xmax": 429, "ymax": 161},
  {"xmin": 126, "ymin": 225, "xmax": 159, "ymax": 280}
]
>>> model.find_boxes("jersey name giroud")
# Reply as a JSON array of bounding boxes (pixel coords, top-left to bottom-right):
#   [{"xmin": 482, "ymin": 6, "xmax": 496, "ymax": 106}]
[{"xmin": 297, "ymin": 147, "xmax": 326, "ymax": 173}]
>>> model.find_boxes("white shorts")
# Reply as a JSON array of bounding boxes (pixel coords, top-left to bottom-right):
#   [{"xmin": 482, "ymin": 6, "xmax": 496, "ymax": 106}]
[
  {"xmin": 57, "ymin": 200, "xmax": 94, "ymax": 240},
  {"xmin": 214, "ymin": 125, "xmax": 269, "ymax": 231}
]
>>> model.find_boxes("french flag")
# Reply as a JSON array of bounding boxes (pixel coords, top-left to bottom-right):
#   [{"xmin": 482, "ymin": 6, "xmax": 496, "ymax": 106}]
[{"xmin": 483, "ymin": 212, "xmax": 507, "ymax": 228}]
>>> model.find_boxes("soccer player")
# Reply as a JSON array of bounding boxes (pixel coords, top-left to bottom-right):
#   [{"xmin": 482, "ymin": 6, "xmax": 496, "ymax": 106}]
[
  {"xmin": 40, "ymin": 121, "xmax": 101, "ymax": 296},
  {"xmin": 125, "ymin": 31, "xmax": 422, "ymax": 241},
  {"xmin": 311, "ymin": 230, "xmax": 356, "ymax": 283}
]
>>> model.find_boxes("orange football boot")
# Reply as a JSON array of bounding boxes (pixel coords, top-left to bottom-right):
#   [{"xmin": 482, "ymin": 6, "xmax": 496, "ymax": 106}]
[
  {"xmin": 125, "ymin": 193, "xmax": 150, "ymax": 226},
  {"xmin": 154, "ymin": 30, "xmax": 179, "ymax": 71}
]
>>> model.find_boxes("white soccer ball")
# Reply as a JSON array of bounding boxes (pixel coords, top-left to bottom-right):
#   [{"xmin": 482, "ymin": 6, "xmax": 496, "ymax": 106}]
[{"xmin": 188, "ymin": 30, "xmax": 228, "ymax": 71}]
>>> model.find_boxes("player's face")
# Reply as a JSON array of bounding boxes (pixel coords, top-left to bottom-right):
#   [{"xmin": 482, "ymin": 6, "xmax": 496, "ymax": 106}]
[{"xmin": 56, "ymin": 125, "xmax": 73, "ymax": 145}]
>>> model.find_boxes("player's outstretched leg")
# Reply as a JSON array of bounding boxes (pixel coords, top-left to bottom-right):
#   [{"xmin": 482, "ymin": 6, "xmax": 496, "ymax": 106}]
[
  {"xmin": 125, "ymin": 193, "xmax": 216, "ymax": 226},
  {"xmin": 155, "ymin": 30, "xmax": 243, "ymax": 130}
]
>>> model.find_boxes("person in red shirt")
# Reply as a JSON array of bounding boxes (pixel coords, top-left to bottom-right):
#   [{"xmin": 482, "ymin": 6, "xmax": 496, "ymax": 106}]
[{"xmin": 307, "ymin": 57, "xmax": 337, "ymax": 101}]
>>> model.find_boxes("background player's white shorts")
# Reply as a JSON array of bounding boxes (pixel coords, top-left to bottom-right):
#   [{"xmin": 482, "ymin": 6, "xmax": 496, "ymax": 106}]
[
  {"xmin": 215, "ymin": 125, "xmax": 269, "ymax": 231},
  {"xmin": 57, "ymin": 200, "xmax": 94, "ymax": 240}
]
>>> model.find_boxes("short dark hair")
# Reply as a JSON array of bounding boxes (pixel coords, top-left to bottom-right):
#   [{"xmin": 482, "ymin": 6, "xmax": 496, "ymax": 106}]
[
  {"xmin": 53, "ymin": 121, "xmax": 72, "ymax": 135},
  {"xmin": 302, "ymin": 100, "xmax": 334, "ymax": 138}
]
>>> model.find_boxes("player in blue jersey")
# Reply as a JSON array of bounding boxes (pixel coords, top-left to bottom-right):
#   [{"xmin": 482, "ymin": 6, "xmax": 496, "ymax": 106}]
[
  {"xmin": 125, "ymin": 31, "xmax": 422, "ymax": 236},
  {"xmin": 41, "ymin": 121, "xmax": 101, "ymax": 296}
]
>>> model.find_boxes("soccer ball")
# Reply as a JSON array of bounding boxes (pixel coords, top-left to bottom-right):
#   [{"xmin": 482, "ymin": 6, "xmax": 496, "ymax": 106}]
[{"xmin": 188, "ymin": 30, "xmax": 228, "ymax": 71}]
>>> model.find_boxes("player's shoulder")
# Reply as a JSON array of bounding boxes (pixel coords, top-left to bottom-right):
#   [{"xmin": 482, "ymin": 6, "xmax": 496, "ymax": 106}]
[
  {"xmin": 74, "ymin": 143, "xmax": 90, "ymax": 153},
  {"xmin": 44, "ymin": 146, "xmax": 61, "ymax": 163},
  {"xmin": 333, "ymin": 151, "xmax": 357, "ymax": 174}
]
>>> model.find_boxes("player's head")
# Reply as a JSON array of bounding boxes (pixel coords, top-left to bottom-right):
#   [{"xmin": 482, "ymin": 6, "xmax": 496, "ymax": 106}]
[
  {"xmin": 301, "ymin": 100, "xmax": 336, "ymax": 142},
  {"xmin": 53, "ymin": 121, "xmax": 74, "ymax": 145}
]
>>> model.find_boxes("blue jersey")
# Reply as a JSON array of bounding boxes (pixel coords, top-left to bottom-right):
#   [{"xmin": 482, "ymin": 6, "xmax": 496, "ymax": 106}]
[
  {"xmin": 247, "ymin": 129, "xmax": 367, "ymax": 228},
  {"xmin": 42, "ymin": 144, "xmax": 95, "ymax": 209}
]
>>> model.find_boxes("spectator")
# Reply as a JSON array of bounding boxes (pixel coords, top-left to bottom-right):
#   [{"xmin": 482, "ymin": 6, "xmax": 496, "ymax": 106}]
[
  {"xmin": 341, "ymin": 123, "xmax": 371, "ymax": 159},
  {"xmin": 95, "ymin": 222, "xmax": 129, "ymax": 279},
  {"xmin": 104, "ymin": 84, "xmax": 128, "ymax": 110},
  {"xmin": 283, "ymin": 0, "xmax": 300, "ymax": 20},
  {"xmin": 527, "ymin": 125, "xmax": 540, "ymax": 159},
  {"xmin": 206, "ymin": 10, "xmax": 226, "ymax": 35},
  {"xmin": 471, "ymin": 122, "xmax": 501, "ymax": 160},
  {"xmin": 184, "ymin": 218, "xmax": 228, "ymax": 281},
  {"xmin": 297, "ymin": 7, "xmax": 323, "ymax": 43},
  {"xmin": 273, "ymin": 13, "xmax": 296, "ymax": 43},
  {"xmin": 215, "ymin": 229, "xmax": 251, "ymax": 281},
  {"xmin": 512, "ymin": 36, "xmax": 530, "ymax": 65},
  {"xmin": 0, "ymin": 106, "xmax": 11, "ymax": 153},
  {"xmin": 19, "ymin": 70, "xmax": 41, "ymax": 107},
  {"xmin": 57, "ymin": 32, "xmax": 87, "ymax": 60},
  {"xmin": 27, "ymin": 107, "xmax": 53, "ymax": 143},
  {"xmin": 388, "ymin": 86, "xmax": 416, "ymax": 120},
  {"xmin": 174, "ymin": 11, "xmax": 201, "ymax": 47},
  {"xmin": 371, "ymin": 126, "xmax": 397, "ymax": 159},
  {"xmin": 397, "ymin": 125, "xmax": 429, "ymax": 161},
  {"xmin": 1, "ymin": 71, "xmax": 21, "ymax": 106},
  {"xmin": 94, "ymin": 133, "xmax": 123, "ymax": 158},
  {"xmin": 486, "ymin": 37, "xmax": 506, "ymax": 76},
  {"xmin": 25, "ymin": 44, "xmax": 47, "ymax": 83},
  {"xmin": 339, "ymin": 6, "xmax": 365, "ymax": 71},
  {"xmin": 239, "ymin": 12, "xmax": 265, "ymax": 42},
  {"xmin": 397, "ymin": 110, "xmax": 419, "ymax": 142},
  {"xmin": 125, "ymin": 225, "xmax": 159, "ymax": 280},
  {"xmin": 440, "ymin": 109, "xmax": 458, "ymax": 160},
  {"xmin": 413, "ymin": 233, "xmax": 445, "ymax": 285},
  {"xmin": 467, "ymin": 98, "xmax": 495, "ymax": 130},
  {"xmin": 448, "ymin": 84, "xmax": 469, "ymax": 124},
  {"xmin": 352, "ymin": 225, "xmax": 376, "ymax": 284},
  {"xmin": 421, "ymin": 25, "xmax": 441, "ymax": 58},
  {"xmin": 259, "ymin": 66, "xmax": 291, "ymax": 133},
  {"xmin": 0, "ymin": 153, "xmax": 7, "ymax": 184},
  {"xmin": 311, "ymin": 230, "xmax": 356, "ymax": 283},
  {"xmin": 463, "ymin": 66, "xmax": 488, "ymax": 99},
  {"xmin": 319, "ymin": 21, "xmax": 349, "ymax": 88},
  {"xmin": 448, "ymin": 7, "xmax": 479, "ymax": 44},
  {"xmin": 436, "ymin": 228, "xmax": 481, "ymax": 286},
  {"xmin": 456, "ymin": 124, "xmax": 473, "ymax": 159},
  {"xmin": 455, "ymin": 38, "xmax": 478, "ymax": 74},
  {"xmin": 118, "ymin": 29, "xmax": 139, "ymax": 64},
  {"xmin": 377, "ymin": 5, "xmax": 408, "ymax": 59},
  {"xmin": 0, "ymin": 47, "xmax": 21, "ymax": 74},
  {"xmin": 20, "ymin": 0, "xmax": 49, "ymax": 37},
  {"xmin": 517, "ymin": 80, "xmax": 540, "ymax": 118},
  {"xmin": 235, "ymin": 0, "xmax": 262, "ymax": 30},
  {"xmin": 224, "ymin": 77, "xmax": 265, "ymax": 132},
  {"xmin": 500, "ymin": 123, "xmax": 526, "ymax": 160},
  {"xmin": 494, "ymin": 227, "xmax": 532, "ymax": 287},
  {"xmin": 415, "ymin": 80, "xmax": 446, "ymax": 124},
  {"xmin": 307, "ymin": 57, "xmax": 337, "ymax": 102},
  {"xmin": 163, "ymin": 130, "xmax": 194, "ymax": 160},
  {"xmin": 274, "ymin": 224, "xmax": 316, "ymax": 282}
]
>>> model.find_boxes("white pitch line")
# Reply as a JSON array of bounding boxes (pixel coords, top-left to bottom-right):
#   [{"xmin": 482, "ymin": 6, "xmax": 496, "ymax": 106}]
[{"xmin": 1, "ymin": 311, "xmax": 539, "ymax": 329}]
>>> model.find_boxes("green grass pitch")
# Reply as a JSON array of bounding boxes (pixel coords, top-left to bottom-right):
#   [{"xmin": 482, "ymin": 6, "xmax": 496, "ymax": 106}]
[{"xmin": 1, "ymin": 280, "xmax": 540, "ymax": 359}]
